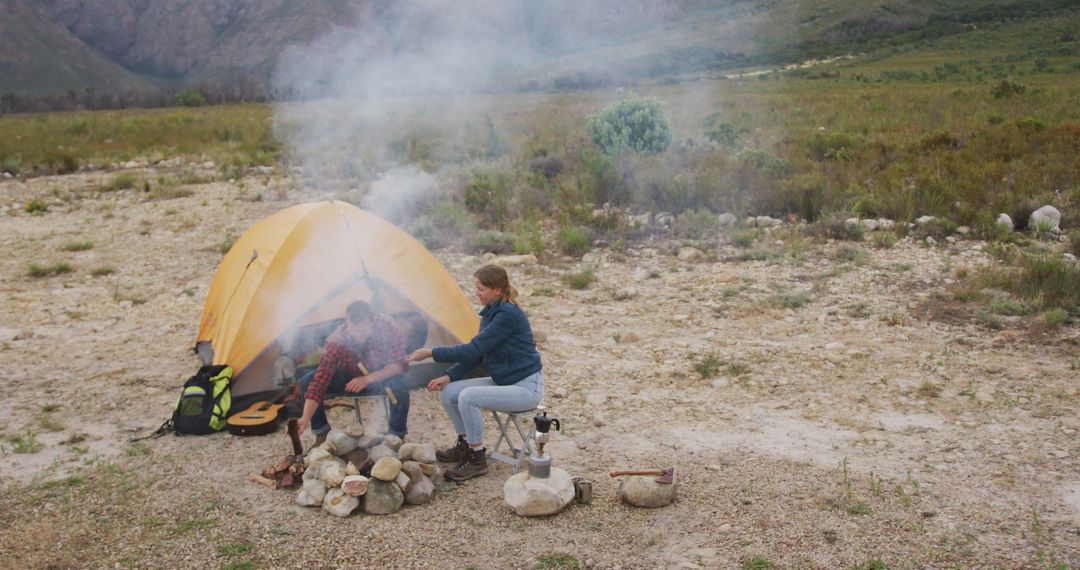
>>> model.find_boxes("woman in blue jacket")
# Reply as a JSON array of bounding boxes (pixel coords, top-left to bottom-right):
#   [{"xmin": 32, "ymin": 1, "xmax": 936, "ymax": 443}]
[{"xmin": 407, "ymin": 264, "xmax": 543, "ymax": 482}]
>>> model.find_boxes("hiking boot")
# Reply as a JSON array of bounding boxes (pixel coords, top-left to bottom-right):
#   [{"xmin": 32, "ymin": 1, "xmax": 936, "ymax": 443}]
[
  {"xmin": 436, "ymin": 434, "xmax": 470, "ymax": 464},
  {"xmin": 444, "ymin": 447, "xmax": 488, "ymax": 482}
]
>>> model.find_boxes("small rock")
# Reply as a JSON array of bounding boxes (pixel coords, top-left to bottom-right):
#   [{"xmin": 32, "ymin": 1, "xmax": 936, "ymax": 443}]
[
  {"xmin": 364, "ymin": 479, "xmax": 405, "ymax": 514},
  {"xmin": 405, "ymin": 474, "xmax": 434, "ymax": 505},
  {"xmin": 302, "ymin": 478, "xmax": 328, "ymax": 503},
  {"xmin": 996, "ymin": 213, "xmax": 1014, "ymax": 231},
  {"xmin": 395, "ymin": 471, "xmax": 412, "ymax": 493},
  {"xmin": 322, "ymin": 488, "xmax": 360, "ymax": 517},
  {"xmin": 677, "ymin": 247, "xmax": 706, "ymax": 262},
  {"xmin": 341, "ymin": 475, "xmax": 369, "ymax": 496},
  {"xmin": 552, "ymin": 387, "xmax": 568, "ymax": 399},
  {"xmin": 615, "ymin": 331, "xmax": 641, "ymax": 344},
  {"xmin": 494, "ymin": 254, "xmax": 538, "ymax": 267},
  {"xmin": 974, "ymin": 391, "xmax": 994, "ymax": 405},
  {"xmin": 718, "ymin": 523, "xmax": 732, "ymax": 534},
  {"xmin": 419, "ymin": 462, "xmax": 438, "ymax": 478},
  {"xmin": 304, "ymin": 447, "xmax": 333, "ymax": 467},
  {"xmin": 706, "ymin": 464, "xmax": 723, "ymax": 472},
  {"xmin": 367, "ymin": 444, "xmax": 396, "ymax": 461},
  {"xmin": 925, "ymin": 236, "xmax": 937, "ymax": 246},
  {"xmin": 1050, "ymin": 450, "xmax": 1069, "ymax": 459},
  {"xmin": 382, "ymin": 434, "xmax": 403, "ymax": 451},
  {"xmin": 295, "ymin": 489, "xmax": 321, "ymax": 507},
  {"xmin": 345, "ymin": 462, "xmax": 360, "ymax": 476},
  {"xmin": 592, "ymin": 413, "xmax": 607, "ymax": 427},
  {"xmin": 345, "ymin": 424, "xmax": 365, "ymax": 437},
  {"xmin": 355, "ymin": 434, "xmax": 384, "ymax": 449},
  {"xmin": 710, "ymin": 379, "xmax": 728, "ymax": 389},
  {"xmin": 320, "ymin": 460, "xmax": 347, "ymax": 487},
  {"xmin": 371, "ymin": 457, "xmax": 402, "ymax": 482},
  {"xmin": 503, "ymin": 467, "xmax": 576, "ymax": 516},
  {"xmin": 916, "ymin": 215, "xmax": 936, "ymax": 226},
  {"xmin": 586, "ymin": 393, "xmax": 608, "ymax": 406},
  {"xmin": 756, "ymin": 216, "xmax": 781, "ymax": 228},
  {"xmin": 825, "ymin": 342, "xmax": 845, "ymax": 350},
  {"xmin": 717, "ymin": 213, "xmax": 737, "ymax": 227},
  {"xmin": 399, "ymin": 442, "xmax": 437, "ymax": 464},
  {"xmin": 326, "ymin": 429, "xmax": 358, "ymax": 456},
  {"xmin": 401, "ymin": 461, "xmax": 425, "ymax": 482}
]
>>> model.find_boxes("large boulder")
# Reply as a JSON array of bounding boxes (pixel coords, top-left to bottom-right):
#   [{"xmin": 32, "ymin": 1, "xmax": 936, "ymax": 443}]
[
  {"xmin": 618, "ymin": 473, "xmax": 678, "ymax": 508},
  {"xmin": 364, "ymin": 479, "xmax": 405, "ymax": 515},
  {"xmin": 322, "ymin": 488, "xmax": 360, "ymax": 518},
  {"xmin": 1029, "ymin": 205, "xmax": 1062, "ymax": 233},
  {"xmin": 502, "ymin": 467, "xmax": 575, "ymax": 517}
]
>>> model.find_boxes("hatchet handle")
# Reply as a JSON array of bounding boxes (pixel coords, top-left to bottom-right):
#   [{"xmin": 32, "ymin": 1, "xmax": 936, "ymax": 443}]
[{"xmin": 609, "ymin": 469, "xmax": 665, "ymax": 477}]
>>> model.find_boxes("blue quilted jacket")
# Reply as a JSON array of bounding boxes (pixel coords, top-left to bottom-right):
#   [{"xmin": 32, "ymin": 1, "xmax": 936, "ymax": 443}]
[{"xmin": 433, "ymin": 299, "xmax": 542, "ymax": 385}]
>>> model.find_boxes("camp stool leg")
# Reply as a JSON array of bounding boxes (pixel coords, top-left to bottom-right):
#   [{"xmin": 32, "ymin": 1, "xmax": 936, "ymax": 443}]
[
  {"xmin": 350, "ymin": 395, "xmax": 392, "ymax": 434},
  {"xmin": 486, "ymin": 409, "xmax": 536, "ymax": 473}
]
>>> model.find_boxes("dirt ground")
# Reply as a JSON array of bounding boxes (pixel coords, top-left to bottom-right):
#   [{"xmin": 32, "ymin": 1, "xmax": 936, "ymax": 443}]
[{"xmin": 1, "ymin": 170, "xmax": 1078, "ymax": 569}]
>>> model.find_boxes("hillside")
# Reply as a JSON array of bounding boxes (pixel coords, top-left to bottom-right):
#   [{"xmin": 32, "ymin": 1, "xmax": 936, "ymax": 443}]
[
  {"xmin": 0, "ymin": 0, "xmax": 154, "ymax": 99},
  {"xmin": 5, "ymin": 0, "xmax": 1075, "ymax": 101}
]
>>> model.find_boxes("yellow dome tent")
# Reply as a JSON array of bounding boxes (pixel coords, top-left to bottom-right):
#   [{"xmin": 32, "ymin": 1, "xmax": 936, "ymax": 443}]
[{"xmin": 195, "ymin": 200, "xmax": 479, "ymax": 397}]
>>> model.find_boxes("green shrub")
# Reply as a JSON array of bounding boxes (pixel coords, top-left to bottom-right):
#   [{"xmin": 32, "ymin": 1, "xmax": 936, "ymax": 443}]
[
  {"xmin": 815, "ymin": 214, "xmax": 864, "ymax": 241},
  {"xmin": 586, "ymin": 95, "xmax": 671, "ymax": 155},
  {"xmin": 90, "ymin": 267, "xmax": 115, "ymax": 277},
  {"xmin": 693, "ymin": 354, "xmax": 725, "ymax": 378},
  {"xmin": 28, "ymin": 262, "xmax": 72, "ymax": 277},
  {"xmin": 1044, "ymin": 307, "xmax": 1070, "ymax": 326},
  {"xmin": 563, "ymin": 268, "xmax": 596, "ymax": 290},
  {"xmin": 675, "ymin": 209, "xmax": 720, "ymax": 240},
  {"xmin": 175, "ymin": 90, "xmax": 206, "ymax": 107},
  {"xmin": 556, "ymin": 225, "xmax": 593, "ymax": 257},
  {"xmin": 704, "ymin": 113, "xmax": 739, "ymax": 147},
  {"xmin": 24, "ymin": 199, "xmax": 47, "ymax": 213},
  {"xmin": 468, "ymin": 230, "xmax": 516, "ymax": 255},
  {"xmin": 101, "ymin": 172, "xmax": 137, "ymax": 192},
  {"xmin": 729, "ymin": 229, "xmax": 757, "ymax": 248},
  {"xmin": 991, "ymin": 79, "xmax": 1026, "ymax": 98},
  {"xmin": 62, "ymin": 241, "xmax": 93, "ymax": 252}
]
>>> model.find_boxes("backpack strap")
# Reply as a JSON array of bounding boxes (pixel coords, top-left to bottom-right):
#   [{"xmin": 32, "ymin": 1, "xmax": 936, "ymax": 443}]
[{"xmin": 129, "ymin": 419, "xmax": 173, "ymax": 442}]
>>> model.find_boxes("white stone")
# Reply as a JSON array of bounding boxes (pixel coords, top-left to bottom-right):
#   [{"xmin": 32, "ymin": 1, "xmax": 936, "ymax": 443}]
[
  {"xmin": 876, "ymin": 219, "xmax": 895, "ymax": 230},
  {"xmin": 916, "ymin": 215, "xmax": 936, "ymax": 226},
  {"xmin": 295, "ymin": 489, "xmax": 321, "ymax": 507},
  {"xmin": 618, "ymin": 473, "xmax": 678, "ymax": 508},
  {"xmin": 503, "ymin": 467, "xmax": 576, "ymax": 516},
  {"xmin": 304, "ymin": 447, "xmax": 333, "ymax": 467},
  {"xmin": 494, "ymin": 254, "xmax": 538, "ymax": 267},
  {"xmin": 553, "ymin": 387, "xmax": 568, "ymax": 399},
  {"xmin": 322, "ymin": 488, "xmax": 360, "ymax": 517},
  {"xmin": 996, "ymin": 213, "xmax": 1014, "ymax": 231},
  {"xmin": 302, "ymin": 478, "xmax": 328, "ymax": 504},
  {"xmin": 345, "ymin": 424, "xmax": 365, "ymax": 438},
  {"xmin": 1029, "ymin": 205, "xmax": 1062, "ymax": 233},
  {"xmin": 367, "ymin": 444, "xmax": 396, "ymax": 461},
  {"xmin": 326, "ymin": 429, "xmax": 358, "ymax": 456},
  {"xmin": 586, "ymin": 393, "xmax": 608, "ymax": 406},
  {"xmin": 717, "ymin": 213, "xmax": 737, "ymax": 227},
  {"xmin": 395, "ymin": 471, "xmax": 412, "ymax": 493},
  {"xmin": 320, "ymin": 461, "xmax": 347, "ymax": 488},
  {"xmin": 399, "ymin": 442, "xmax": 437, "ymax": 464},
  {"xmin": 756, "ymin": 216, "xmax": 782, "ymax": 228},
  {"xmin": 825, "ymin": 342, "xmax": 845, "ymax": 350}
]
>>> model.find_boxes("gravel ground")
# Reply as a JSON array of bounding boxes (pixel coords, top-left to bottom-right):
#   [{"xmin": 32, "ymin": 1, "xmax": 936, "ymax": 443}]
[{"xmin": 1, "ymin": 170, "xmax": 1078, "ymax": 569}]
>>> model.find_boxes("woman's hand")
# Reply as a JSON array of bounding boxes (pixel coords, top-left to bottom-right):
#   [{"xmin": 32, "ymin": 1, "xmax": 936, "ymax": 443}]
[
  {"xmin": 408, "ymin": 348, "xmax": 433, "ymax": 362},
  {"xmin": 427, "ymin": 375, "xmax": 450, "ymax": 392}
]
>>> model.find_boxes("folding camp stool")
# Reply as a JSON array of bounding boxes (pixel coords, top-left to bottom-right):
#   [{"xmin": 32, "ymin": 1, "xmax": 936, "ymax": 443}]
[
  {"xmin": 486, "ymin": 408, "xmax": 537, "ymax": 473},
  {"xmin": 349, "ymin": 394, "xmax": 392, "ymax": 433}
]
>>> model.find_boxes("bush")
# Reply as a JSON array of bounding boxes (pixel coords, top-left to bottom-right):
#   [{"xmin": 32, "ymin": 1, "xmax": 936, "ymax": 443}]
[
  {"xmin": 587, "ymin": 95, "xmax": 671, "ymax": 155},
  {"xmin": 704, "ymin": 113, "xmax": 739, "ymax": 147},
  {"xmin": 556, "ymin": 225, "xmax": 593, "ymax": 257},
  {"xmin": 175, "ymin": 90, "xmax": 206, "ymax": 107},
  {"xmin": 814, "ymin": 214, "xmax": 864, "ymax": 241},
  {"xmin": 468, "ymin": 230, "xmax": 516, "ymax": 255},
  {"xmin": 729, "ymin": 229, "xmax": 757, "ymax": 248},
  {"xmin": 563, "ymin": 268, "xmax": 596, "ymax": 290},
  {"xmin": 675, "ymin": 209, "xmax": 720, "ymax": 240},
  {"xmin": 23, "ymin": 199, "xmax": 47, "ymax": 213},
  {"xmin": 101, "ymin": 173, "xmax": 137, "ymax": 192},
  {"xmin": 991, "ymin": 79, "xmax": 1026, "ymax": 99},
  {"xmin": 28, "ymin": 262, "xmax": 72, "ymax": 277}
]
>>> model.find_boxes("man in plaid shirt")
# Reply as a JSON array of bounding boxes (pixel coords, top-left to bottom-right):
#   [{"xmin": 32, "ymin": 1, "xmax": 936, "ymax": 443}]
[{"xmin": 297, "ymin": 301, "xmax": 410, "ymax": 442}]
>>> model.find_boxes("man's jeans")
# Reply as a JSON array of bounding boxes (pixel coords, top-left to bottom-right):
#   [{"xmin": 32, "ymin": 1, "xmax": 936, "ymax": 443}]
[
  {"xmin": 439, "ymin": 371, "xmax": 543, "ymax": 446},
  {"xmin": 299, "ymin": 369, "xmax": 410, "ymax": 438}
]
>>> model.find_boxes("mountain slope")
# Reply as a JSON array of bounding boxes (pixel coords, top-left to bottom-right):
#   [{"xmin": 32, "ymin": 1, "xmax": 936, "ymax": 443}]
[{"xmin": 0, "ymin": 0, "xmax": 154, "ymax": 97}]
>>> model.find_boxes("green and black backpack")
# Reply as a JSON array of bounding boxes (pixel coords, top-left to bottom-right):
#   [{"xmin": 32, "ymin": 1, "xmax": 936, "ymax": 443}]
[{"xmin": 171, "ymin": 364, "xmax": 233, "ymax": 435}]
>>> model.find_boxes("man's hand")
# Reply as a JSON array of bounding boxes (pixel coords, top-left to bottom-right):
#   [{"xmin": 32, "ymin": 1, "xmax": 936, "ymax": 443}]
[
  {"xmin": 295, "ymin": 416, "xmax": 310, "ymax": 436},
  {"xmin": 297, "ymin": 399, "xmax": 318, "ymax": 436},
  {"xmin": 408, "ymin": 348, "xmax": 433, "ymax": 362},
  {"xmin": 427, "ymin": 375, "xmax": 450, "ymax": 392},
  {"xmin": 345, "ymin": 375, "xmax": 372, "ymax": 393}
]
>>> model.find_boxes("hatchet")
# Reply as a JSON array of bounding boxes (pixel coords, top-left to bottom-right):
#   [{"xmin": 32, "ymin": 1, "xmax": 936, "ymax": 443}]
[{"xmin": 609, "ymin": 467, "xmax": 675, "ymax": 484}]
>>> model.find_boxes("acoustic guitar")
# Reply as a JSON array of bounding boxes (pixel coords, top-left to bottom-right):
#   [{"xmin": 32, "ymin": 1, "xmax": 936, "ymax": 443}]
[{"xmin": 227, "ymin": 386, "xmax": 298, "ymax": 436}]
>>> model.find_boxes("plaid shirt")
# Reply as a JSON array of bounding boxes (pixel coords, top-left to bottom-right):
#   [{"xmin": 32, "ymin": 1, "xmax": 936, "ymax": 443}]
[{"xmin": 304, "ymin": 314, "xmax": 407, "ymax": 404}]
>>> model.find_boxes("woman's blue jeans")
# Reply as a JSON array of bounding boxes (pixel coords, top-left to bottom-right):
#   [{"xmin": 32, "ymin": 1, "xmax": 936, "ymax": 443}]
[{"xmin": 439, "ymin": 371, "xmax": 543, "ymax": 446}]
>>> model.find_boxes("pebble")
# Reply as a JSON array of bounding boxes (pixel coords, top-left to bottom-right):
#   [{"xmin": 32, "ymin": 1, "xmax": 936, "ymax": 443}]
[{"xmin": 552, "ymin": 387, "xmax": 568, "ymax": 399}]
